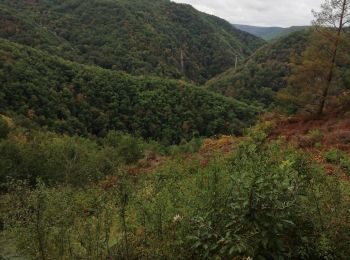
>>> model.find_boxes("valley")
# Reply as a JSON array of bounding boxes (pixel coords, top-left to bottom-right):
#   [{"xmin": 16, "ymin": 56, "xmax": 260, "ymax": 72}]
[{"xmin": 0, "ymin": 0, "xmax": 350, "ymax": 259}]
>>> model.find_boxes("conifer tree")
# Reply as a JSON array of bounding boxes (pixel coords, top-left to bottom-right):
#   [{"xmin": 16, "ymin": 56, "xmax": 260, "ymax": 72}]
[{"xmin": 280, "ymin": 0, "xmax": 350, "ymax": 114}]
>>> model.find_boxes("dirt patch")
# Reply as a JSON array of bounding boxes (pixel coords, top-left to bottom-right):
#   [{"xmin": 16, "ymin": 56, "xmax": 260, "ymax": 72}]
[
  {"xmin": 269, "ymin": 110, "xmax": 350, "ymax": 179},
  {"xmin": 270, "ymin": 110, "xmax": 350, "ymax": 154}
]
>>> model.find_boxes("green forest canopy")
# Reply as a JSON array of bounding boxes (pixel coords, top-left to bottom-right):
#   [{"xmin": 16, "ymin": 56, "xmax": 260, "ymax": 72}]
[
  {"xmin": 0, "ymin": 0, "xmax": 265, "ymax": 83},
  {"xmin": 0, "ymin": 38, "xmax": 260, "ymax": 144}
]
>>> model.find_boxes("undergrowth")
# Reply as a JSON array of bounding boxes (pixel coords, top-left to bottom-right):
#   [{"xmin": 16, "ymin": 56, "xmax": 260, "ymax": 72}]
[{"xmin": 2, "ymin": 129, "xmax": 350, "ymax": 259}]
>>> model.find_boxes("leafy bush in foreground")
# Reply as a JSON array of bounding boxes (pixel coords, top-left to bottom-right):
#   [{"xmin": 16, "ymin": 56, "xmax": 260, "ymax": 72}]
[{"xmin": 3, "ymin": 133, "xmax": 350, "ymax": 259}]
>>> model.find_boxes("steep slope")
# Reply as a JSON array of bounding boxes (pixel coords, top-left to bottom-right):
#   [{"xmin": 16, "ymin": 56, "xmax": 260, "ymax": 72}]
[
  {"xmin": 0, "ymin": 0, "xmax": 264, "ymax": 83},
  {"xmin": 0, "ymin": 38, "xmax": 259, "ymax": 144},
  {"xmin": 234, "ymin": 24, "xmax": 308, "ymax": 41},
  {"xmin": 206, "ymin": 30, "xmax": 310, "ymax": 108}
]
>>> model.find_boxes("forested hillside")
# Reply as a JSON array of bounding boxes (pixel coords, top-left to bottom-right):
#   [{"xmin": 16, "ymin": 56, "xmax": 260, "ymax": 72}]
[
  {"xmin": 0, "ymin": 38, "xmax": 259, "ymax": 144},
  {"xmin": 1, "ymin": 0, "xmax": 350, "ymax": 259},
  {"xmin": 206, "ymin": 30, "xmax": 310, "ymax": 108},
  {"xmin": 0, "ymin": 0, "xmax": 264, "ymax": 83}
]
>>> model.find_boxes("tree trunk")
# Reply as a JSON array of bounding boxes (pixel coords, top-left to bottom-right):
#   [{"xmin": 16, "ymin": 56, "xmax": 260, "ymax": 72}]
[
  {"xmin": 36, "ymin": 194, "xmax": 46, "ymax": 260},
  {"xmin": 318, "ymin": 0, "xmax": 347, "ymax": 114}
]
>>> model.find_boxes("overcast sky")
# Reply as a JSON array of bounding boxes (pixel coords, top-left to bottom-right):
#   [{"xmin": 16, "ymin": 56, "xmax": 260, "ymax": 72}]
[{"xmin": 172, "ymin": 0, "xmax": 323, "ymax": 27}]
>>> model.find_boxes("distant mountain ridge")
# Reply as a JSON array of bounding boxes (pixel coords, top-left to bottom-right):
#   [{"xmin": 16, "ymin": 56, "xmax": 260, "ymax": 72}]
[
  {"xmin": 206, "ymin": 30, "xmax": 311, "ymax": 108},
  {"xmin": 0, "ymin": 0, "xmax": 265, "ymax": 83},
  {"xmin": 234, "ymin": 24, "xmax": 308, "ymax": 41}
]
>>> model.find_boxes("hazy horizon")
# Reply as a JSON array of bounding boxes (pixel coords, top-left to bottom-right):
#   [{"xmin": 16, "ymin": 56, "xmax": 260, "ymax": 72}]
[{"xmin": 172, "ymin": 0, "xmax": 322, "ymax": 27}]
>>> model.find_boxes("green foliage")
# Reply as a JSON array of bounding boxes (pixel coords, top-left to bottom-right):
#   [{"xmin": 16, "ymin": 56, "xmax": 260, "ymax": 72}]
[
  {"xmin": 103, "ymin": 131, "xmax": 144, "ymax": 165},
  {"xmin": 325, "ymin": 149, "xmax": 344, "ymax": 164},
  {"xmin": 1, "ymin": 2, "xmax": 350, "ymax": 257},
  {"xmin": 4, "ymin": 182, "xmax": 119, "ymax": 259},
  {"xmin": 340, "ymin": 157, "xmax": 350, "ymax": 176},
  {"xmin": 279, "ymin": 16, "xmax": 350, "ymax": 114},
  {"xmin": 3, "ymin": 134, "xmax": 350, "ymax": 259},
  {"xmin": 0, "ymin": 0, "xmax": 264, "ymax": 83},
  {"xmin": 308, "ymin": 129, "xmax": 324, "ymax": 147},
  {"xmin": 0, "ymin": 38, "xmax": 260, "ymax": 144},
  {"xmin": 206, "ymin": 30, "xmax": 310, "ymax": 108},
  {"xmin": 308, "ymin": 129, "xmax": 323, "ymax": 141},
  {"xmin": 0, "ymin": 129, "xmax": 147, "ymax": 187},
  {"xmin": 167, "ymin": 138, "xmax": 203, "ymax": 156},
  {"xmin": 325, "ymin": 149, "xmax": 350, "ymax": 176},
  {"xmin": 191, "ymin": 143, "xmax": 301, "ymax": 258},
  {"xmin": 187, "ymin": 140, "xmax": 350, "ymax": 259}
]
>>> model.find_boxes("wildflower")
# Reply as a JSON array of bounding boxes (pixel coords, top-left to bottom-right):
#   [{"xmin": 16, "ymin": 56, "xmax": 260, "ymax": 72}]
[{"xmin": 173, "ymin": 214, "xmax": 183, "ymax": 223}]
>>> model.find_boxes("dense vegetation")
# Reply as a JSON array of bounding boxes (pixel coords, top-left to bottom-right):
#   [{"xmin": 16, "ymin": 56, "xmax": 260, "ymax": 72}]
[
  {"xmin": 1, "ymin": 123, "xmax": 350, "ymax": 259},
  {"xmin": 278, "ymin": 12, "xmax": 350, "ymax": 114},
  {"xmin": 0, "ymin": 38, "xmax": 259, "ymax": 144},
  {"xmin": 1, "ymin": 0, "xmax": 350, "ymax": 259},
  {"xmin": 234, "ymin": 24, "xmax": 308, "ymax": 41},
  {"xmin": 0, "ymin": 0, "xmax": 264, "ymax": 83},
  {"xmin": 206, "ymin": 30, "xmax": 310, "ymax": 108}
]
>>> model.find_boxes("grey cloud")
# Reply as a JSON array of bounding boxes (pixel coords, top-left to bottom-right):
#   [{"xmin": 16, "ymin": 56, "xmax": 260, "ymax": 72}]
[{"xmin": 172, "ymin": 0, "xmax": 323, "ymax": 27}]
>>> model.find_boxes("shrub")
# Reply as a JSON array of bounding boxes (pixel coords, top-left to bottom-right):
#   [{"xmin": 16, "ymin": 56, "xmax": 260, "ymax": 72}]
[
  {"xmin": 340, "ymin": 157, "xmax": 350, "ymax": 176},
  {"xmin": 187, "ymin": 138, "xmax": 350, "ymax": 259},
  {"xmin": 189, "ymin": 141, "xmax": 307, "ymax": 258},
  {"xmin": 325, "ymin": 149, "xmax": 344, "ymax": 164},
  {"xmin": 0, "ymin": 131, "xmax": 123, "ymax": 187},
  {"xmin": 3, "ymin": 134, "xmax": 350, "ymax": 259},
  {"xmin": 325, "ymin": 149, "xmax": 350, "ymax": 175},
  {"xmin": 103, "ymin": 131, "xmax": 144, "ymax": 165},
  {"xmin": 308, "ymin": 129, "xmax": 323, "ymax": 145},
  {"xmin": 4, "ymin": 183, "xmax": 119, "ymax": 260}
]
